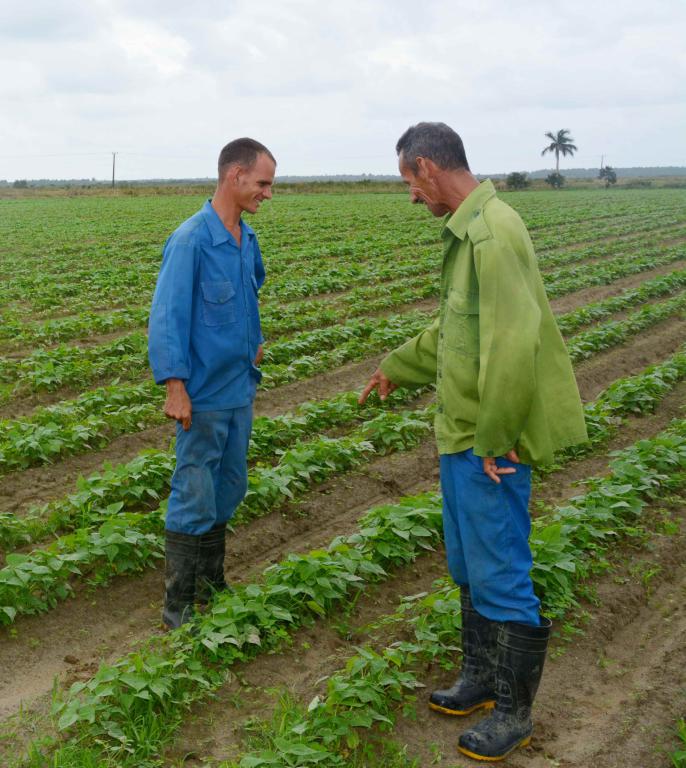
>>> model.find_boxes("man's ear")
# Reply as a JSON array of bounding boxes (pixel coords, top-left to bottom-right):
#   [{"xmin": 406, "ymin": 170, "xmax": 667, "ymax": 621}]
[
  {"xmin": 417, "ymin": 157, "xmax": 439, "ymax": 179},
  {"xmin": 222, "ymin": 164, "xmax": 240, "ymax": 186}
]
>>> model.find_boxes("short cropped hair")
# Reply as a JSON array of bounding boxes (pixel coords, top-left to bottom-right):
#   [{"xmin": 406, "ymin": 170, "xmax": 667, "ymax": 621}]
[
  {"xmin": 218, "ymin": 138, "xmax": 276, "ymax": 179},
  {"xmin": 396, "ymin": 122, "xmax": 470, "ymax": 173}
]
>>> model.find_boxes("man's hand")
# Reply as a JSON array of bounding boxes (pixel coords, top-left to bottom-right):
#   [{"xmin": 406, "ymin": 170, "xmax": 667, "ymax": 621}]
[
  {"xmin": 359, "ymin": 368, "xmax": 398, "ymax": 404},
  {"xmin": 254, "ymin": 344, "xmax": 264, "ymax": 366},
  {"xmin": 483, "ymin": 449, "xmax": 520, "ymax": 484},
  {"xmin": 164, "ymin": 379, "xmax": 192, "ymax": 431}
]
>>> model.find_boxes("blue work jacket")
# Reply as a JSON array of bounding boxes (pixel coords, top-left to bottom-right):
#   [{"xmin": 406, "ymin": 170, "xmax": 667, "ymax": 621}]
[{"xmin": 148, "ymin": 200, "xmax": 265, "ymax": 411}]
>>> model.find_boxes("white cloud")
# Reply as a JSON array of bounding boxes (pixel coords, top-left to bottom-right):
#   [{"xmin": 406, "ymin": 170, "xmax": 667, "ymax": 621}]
[
  {"xmin": 112, "ymin": 17, "xmax": 191, "ymax": 77},
  {"xmin": 0, "ymin": 0, "xmax": 684, "ymax": 180}
]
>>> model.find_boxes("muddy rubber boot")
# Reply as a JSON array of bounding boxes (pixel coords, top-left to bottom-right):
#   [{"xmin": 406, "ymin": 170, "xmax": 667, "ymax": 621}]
[
  {"xmin": 162, "ymin": 530, "xmax": 200, "ymax": 629},
  {"xmin": 196, "ymin": 522, "xmax": 232, "ymax": 605},
  {"xmin": 429, "ymin": 586, "xmax": 499, "ymax": 716},
  {"xmin": 458, "ymin": 617, "xmax": 552, "ymax": 762}
]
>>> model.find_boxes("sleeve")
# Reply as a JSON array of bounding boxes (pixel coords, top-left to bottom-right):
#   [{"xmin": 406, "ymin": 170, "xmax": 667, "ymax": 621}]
[
  {"xmin": 379, "ymin": 317, "xmax": 439, "ymax": 387},
  {"xmin": 147, "ymin": 235, "xmax": 197, "ymax": 384},
  {"xmin": 254, "ymin": 239, "xmax": 266, "ymax": 345},
  {"xmin": 472, "ymin": 238, "xmax": 541, "ymax": 457}
]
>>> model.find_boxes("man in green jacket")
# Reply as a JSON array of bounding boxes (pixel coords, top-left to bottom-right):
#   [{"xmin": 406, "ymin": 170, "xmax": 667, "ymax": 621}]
[{"xmin": 360, "ymin": 122, "xmax": 587, "ymax": 761}]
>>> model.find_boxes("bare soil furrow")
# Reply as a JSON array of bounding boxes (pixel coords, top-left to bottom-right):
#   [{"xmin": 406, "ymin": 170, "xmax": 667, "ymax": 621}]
[
  {"xmin": 528, "ymin": 552, "xmax": 686, "ymax": 768},
  {"xmin": 574, "ymin": 315, "xmax": 686, "ymax": 401},
  {"xmin": 385, "ymin": 501, "xmax": 686, "ymax": 768},
  {"xmin": 0, "ymin": 281, "xmax": 684, "ymax": 746},
  {"xmin": 161, "ymin": 439, "xmax": 686, "ymax": 768},
  {"xmin": 549, "ymin": 260, "xmax": 686, "ymax": 314},
  {"xmin": 0, "ymin": 440, "xmax": 438, "ymax": 726}
]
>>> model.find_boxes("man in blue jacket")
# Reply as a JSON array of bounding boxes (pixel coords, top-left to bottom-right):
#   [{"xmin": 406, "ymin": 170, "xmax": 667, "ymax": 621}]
[{"xmin": 148, "ymin": 137, "xmax": 276, "ymax": 628}]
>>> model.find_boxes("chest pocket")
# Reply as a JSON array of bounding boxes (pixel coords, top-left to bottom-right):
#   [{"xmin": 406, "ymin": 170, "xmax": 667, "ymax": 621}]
[
  {"xmin": 201, "ymin": 281, "xmax": 237, "ymax": 326},
  {"xmin": 443, "ymin": 289, "xmax": 479, "ymax": 358}
]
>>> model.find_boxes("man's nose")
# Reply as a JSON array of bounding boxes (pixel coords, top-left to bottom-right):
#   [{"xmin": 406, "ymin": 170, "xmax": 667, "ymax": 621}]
[{"xmin": 263, "ymin": 187, "xmax": 273, "ymax": 199}]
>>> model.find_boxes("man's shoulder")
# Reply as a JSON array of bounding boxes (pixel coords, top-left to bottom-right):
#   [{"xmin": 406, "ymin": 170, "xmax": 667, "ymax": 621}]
[
  {"xmin": 168, "ymin": 208, "xmax": 210, "ymax": 248},
  {"xmin": 468, "ymin": 195, "xmax": 528, "ymax": 247}
]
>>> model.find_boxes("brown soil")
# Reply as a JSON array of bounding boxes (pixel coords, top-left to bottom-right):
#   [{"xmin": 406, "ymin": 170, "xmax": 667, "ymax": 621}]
[
  {"xmin": 574, "ymin": 315, "xmax": 686, "ymax": 401},
  {"xmin": 0, "ymin": 437, "xmax": 438, "ymax": 726},
  {"xmin": 161, "ymin": 475, "xmax": 686, "ymax": 768},
  {"xmin": 0, "ymin": 422, "xmax": 172, "ymax": 518},
  {"xmin": 549, "ymin": 260, "xmax": 686, "ymax": 314},
  {"xmin": 0, "ymin": 303, "xmax": 681, "ymax": 692},
  {"xmin": 389, "ymin": 502, "xmax": 686, "ymax": 768},
  {"xmin": 1, "ymin": 263, "xmax": 685, "ymax": 762}
]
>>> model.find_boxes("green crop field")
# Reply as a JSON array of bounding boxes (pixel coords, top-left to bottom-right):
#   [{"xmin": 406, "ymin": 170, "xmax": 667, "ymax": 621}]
[{"xmin": 0, "ymin": 187, "xmax": 685, "ymax": 768}]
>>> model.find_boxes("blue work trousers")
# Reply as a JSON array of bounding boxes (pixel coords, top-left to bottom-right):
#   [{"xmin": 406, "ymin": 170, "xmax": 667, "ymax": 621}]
[
  {"xmin": 440, "ymin": 449, "xmax": 540, "ymax": 626},
  {"xmin": 165, "ymin": 406, "xmax": 253, "ymax": 535}
]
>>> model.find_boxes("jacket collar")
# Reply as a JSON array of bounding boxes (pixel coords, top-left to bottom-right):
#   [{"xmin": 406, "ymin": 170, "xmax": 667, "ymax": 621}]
[{"xmin": 443, "ymin": 180, "xmax": 497, "ymax": 240}]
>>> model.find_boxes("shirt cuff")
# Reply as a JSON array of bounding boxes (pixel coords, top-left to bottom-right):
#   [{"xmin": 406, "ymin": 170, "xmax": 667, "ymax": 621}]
[
  {"xmin": 152, "ymin": 366, "xmax": 190, "ymax": 385},
  {"xmin": 472, "ymin": 441, "xmax": 515, "ymax": 459}
]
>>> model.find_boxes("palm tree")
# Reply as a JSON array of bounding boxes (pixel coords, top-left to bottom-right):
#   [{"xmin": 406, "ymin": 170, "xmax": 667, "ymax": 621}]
[{"xmin": 541, "ymin": 129, "xmax": 578, "ymax": 173}]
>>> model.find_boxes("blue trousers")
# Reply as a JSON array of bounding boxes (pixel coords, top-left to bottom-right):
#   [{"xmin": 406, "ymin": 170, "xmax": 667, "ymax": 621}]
[
  {"xmin": 165, "ymin": 406, "xmax": 253, "ymax": 535},
  {"xmin": 440, "ymin": 449, "xmax": 540, "ymax": 626}
]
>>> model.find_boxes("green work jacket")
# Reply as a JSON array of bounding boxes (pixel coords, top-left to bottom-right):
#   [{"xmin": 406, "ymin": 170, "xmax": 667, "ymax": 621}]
[{"xmin": 380, "ymin": 180, "xmax": 588, "ymax": 466}]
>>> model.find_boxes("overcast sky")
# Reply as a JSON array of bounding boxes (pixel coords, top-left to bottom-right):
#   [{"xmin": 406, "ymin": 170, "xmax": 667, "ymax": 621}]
[{"xmin": 1, "ymin": 0, "xmax": 685, "ymax": 180}]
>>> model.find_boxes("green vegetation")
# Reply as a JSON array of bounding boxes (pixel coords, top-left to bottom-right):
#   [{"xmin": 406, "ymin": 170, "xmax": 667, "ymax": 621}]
[{"xmin": 1, "ymin": 188, "xmax": 685, "ymax": 768}]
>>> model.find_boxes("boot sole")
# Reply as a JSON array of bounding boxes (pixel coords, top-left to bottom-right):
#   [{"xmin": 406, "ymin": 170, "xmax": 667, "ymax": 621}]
[
  {"xmin": 457, "ymin": 734, "xmax": 531, "ymax": 761},
  {"xmin": 429, "ymin": 700, "xmax": 496, "ymax": 716}
]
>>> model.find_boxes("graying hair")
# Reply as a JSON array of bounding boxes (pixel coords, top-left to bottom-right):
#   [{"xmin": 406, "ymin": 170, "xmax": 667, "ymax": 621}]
[{"xmin": 396, "ymin": 122, "xmax": 470, "ymax": 173}]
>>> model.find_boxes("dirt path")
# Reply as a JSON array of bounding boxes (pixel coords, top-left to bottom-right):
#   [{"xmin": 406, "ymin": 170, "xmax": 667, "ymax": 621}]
[
  {"xmin": 527, "ymin": 546, "xmax": 686, "ymax": 768},
  {"xmin": 0, "ymin": 353, "xmax": 386, "ymax": 518},
  {"xmin": 159, "ymin": 409, "xmax": 686, "ymax": 767},
  {"xmin": 387, "ymin": 500, "xmax": 686, "ymax": 768},
  {"xmin": 574, "ymin": 314, "xmax": 686, "ymax": 401},
  {"xmin": 0, "ymin": 437, "xmax": 439, "ymax": 725},
  {"xmin": 3, "ymin": 295, "xmax": 684, "ymax": 521},
  {"xmin": 0, "ymin": 311, "xmax": 683, "ymax": 729},
  {"xmin": 549, "ymin": 259, "xmax": 686, "ymax": 314}
]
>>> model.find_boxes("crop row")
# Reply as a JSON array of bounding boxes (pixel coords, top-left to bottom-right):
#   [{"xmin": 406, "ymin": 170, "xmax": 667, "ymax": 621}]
[
  {"xmin": 4, "ymin": 210, "xmax": 684, "ymax": 355},
  {"xmin": 537, "ymin": 222, "xmax": 686, "ymax": 271},
  {"xmin": 557, "ymin": 268, "xmax": 686, "ymax": 335},
  {"xmin": 3, "ymin": 271, "xmax": 684, "ymax": 475},
  {"xmin": 42, "ymin": 416, "xmax": 686, "ymax": 766},
  {"xmin": 0, "ymin": 387, "xmax": 429, "ymax": 543},
  {"xmin": 3, "ymin": 235, "xmax": 683, "ymax": 406},
  {"xmin": 566, "ymin": 290, "xmax": 686, "ymax": 362},
  {"xmin": 0, "ymin": 405, "xmax": 434, "ymax": 623},
  {"xmin": 0, "ymin": 309, "xmax": 434, "ymax": 403},
  {"xmin": 545, "ymin": 242, "xmax": 684, "ymax": 298},
  {"xmin": 232, "ymin": 413, "xmax": 686, "ymax": 768},
  {"xmin": 4, "ymin": 335, "xmax": 685, "ymax": 627}
]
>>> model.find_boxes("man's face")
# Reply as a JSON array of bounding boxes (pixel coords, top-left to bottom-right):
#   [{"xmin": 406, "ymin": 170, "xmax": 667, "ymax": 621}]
[
  {"xmin": 235, "ymin": 153, "xmax": 276, "ymax": 214},
  {"xmin": 399, "ymin": 155, "xmax": 450, "ymax": 217}
]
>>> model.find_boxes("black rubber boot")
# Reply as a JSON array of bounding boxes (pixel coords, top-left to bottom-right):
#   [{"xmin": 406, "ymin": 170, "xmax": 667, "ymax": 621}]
[
  {"xmin": 458, "ymin": 617, "xmax": 552, "ymax": 761},
  {"xmin": 196, "ymin": 522, "xmax": 231, "ymax": 605},
  {"xmin": 162, "ymin": 530, "xmax": 200, "ymax": 629},
  {"xmin": 429, "ymin": 586, "xmax": 499, "ymax": 716}
]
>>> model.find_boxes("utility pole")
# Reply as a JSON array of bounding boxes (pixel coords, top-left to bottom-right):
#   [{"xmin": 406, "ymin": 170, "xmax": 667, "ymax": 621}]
[
  {"xmin": 112, "ymin": 151, "xmax": 117, "ymax": 188},
  {"xmin": 600, "ymin": 154, "xmax": 604, "ymax": 171}
]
